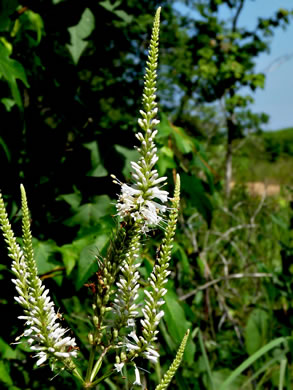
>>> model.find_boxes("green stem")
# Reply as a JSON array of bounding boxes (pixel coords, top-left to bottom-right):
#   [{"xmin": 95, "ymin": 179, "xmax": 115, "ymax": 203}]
[
  {"xmin": 85, "ymin": 346, "xmax": 96, "ymax": 383},
  {"xmin": 90, "ymin": 355, "xmax": 103, "ymax": 383},
  {"xmin": 72, "ymin": 367, "xmax": 85, "ymax": 384},
  {"xmin": 90, "ymin": 369, "xmax": 114, "ymax": 387},
  {"xmin": 90, "ymin": 345, "xmax": 112, "ymax": 382}
]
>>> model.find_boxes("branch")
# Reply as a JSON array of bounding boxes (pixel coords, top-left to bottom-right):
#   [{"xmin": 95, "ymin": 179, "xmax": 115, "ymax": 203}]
[
  {"xmin": 179, "ymin": 272, "xmax": 273, "ymax": 301},
  {"xmin": 202, "ymin": 223, "xmax": 256, "ymax": 254},
  {"xmin": 232, "ymin": 0, "xmax": 245, "ymax": 32}
]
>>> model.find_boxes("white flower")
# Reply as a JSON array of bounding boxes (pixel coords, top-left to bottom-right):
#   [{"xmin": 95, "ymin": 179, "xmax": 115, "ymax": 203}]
[
  {"xmin": 115, "ymin": 180, "xmax": 168, "ymax": 232},
  {"xmin": 36, "ymin": 352, "xmax": 47, "ymax": 366},
  {"xmin": 112, "ymin": 99, "xmax": 169, "ymax": 233},
  {"xmin": 14, "ymin": 275, "xmax": 78, "ymax": 366},
  {"xmin": 148, "ymin": 186, "xmax": 168, "ymax": 202},
  {"xmin": 133, "ymin": 364, "xmax": 141, "ymax": 386},
  {"xmin": 114, "ymin": 362, "xmax": 125, "ymax": 373}
]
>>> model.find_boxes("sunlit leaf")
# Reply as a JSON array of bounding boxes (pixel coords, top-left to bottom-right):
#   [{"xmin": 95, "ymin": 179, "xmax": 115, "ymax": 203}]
[
  {"xmin": 0, "ymin": 44, "xmax": 29, "ymax": 108},
  {"xmin": 67, "ymin": 8, "xmax": 95, "ymax": 64}
]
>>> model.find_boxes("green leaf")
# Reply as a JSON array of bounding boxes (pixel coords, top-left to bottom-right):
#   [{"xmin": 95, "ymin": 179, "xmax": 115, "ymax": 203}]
[
  {"xmin": 76, "ymin": 234, "xmax": 109, "ymax": 290},
  {"xmin": 23, "ymin": 10, "xmax": 44, "ymax": 44},
  {"xmin": 114, "ymin": 144, "xmax": 140, "ymax": 178},
  {"xmin": 244, "ymin": 308, "xmax": 269, "ymax": 356},
  {"xmin": 172, "ymin": 242, "xmax": 190, "ymax": 276},
  {"xmin": 0, "ymin": 37, "xmax": 12, "ymax": 53},
  {"xmin": 158, "ymin": 114, "xmax": 193, "ymax": 154},
  {"xmin": 181, "ymin": 173, "xmax": 213, "ymax": 225},
  {"xmin": 163, "ymin": 286, "xmax": 196, "ymax": 362},
  {"xmin": 0, "ymin": 360, "xmax": 13, "ymax": 386},
  {"xmin": 0, "ymin": 0, "xmax": 18, "ymax": 32},
  {"xmin": 218, "ymin": 337, "xmax": 287, "ymax": 390},
  {"xmin": 278, "ymin": 359, "xmax": 287, "ymax": 390},
  {"xmin": 157, "ymin": 146, "xmax": 176, "ymax": 176},
  {"xmin": 84, "ymin": 141, "xmax": 108, "ymax": 177},
  {"xmin": 0, "ymin": 136, "xmax": 11, "ymax": 161},
  {"xmin": 67, "ymin": 8, "xmax": 95, "ymax": 64},
  {"xmin": 0, "ymin": 44, "xmax": 29, "ymax": 108},
  {"xmin": 58, "ymin": 243, "xmax": 79, "ymax": 276},
  {"xmin": 114, "ymin": 10, "xmax": 133, "ymax": 24},
  {"xmin": 0, "ymin": 338, "xmax": 18, "ymax": 360},
  {"xmin": 99, "ymin": 0, "xmax": 121, "ymax": 12},
  {"xmin": 1, "ymin": 97, "xmax": 15, "ymax": 112},
  {"xmin": 64, "ymin": 196, "xmax": 112, "ymax": 227},
  {"xmin": 211, "ymin": 369, "xmax": 249, "ymax": 390},
  {"xmin": 199, "ymin": 330, "xmax": 215, "ymax": 390},
  {"xmin": 33, "ymin": 239, "xmax": 57, "ymax": 275},
  {"xmin": 57, "ymin": 192, "xmax": 82, "ymax": 210}
]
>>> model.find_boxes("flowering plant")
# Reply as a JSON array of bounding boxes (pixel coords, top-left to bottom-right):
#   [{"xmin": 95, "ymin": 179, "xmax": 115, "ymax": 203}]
[{"xmin": 0, "ymin": 7, "xmax": 188, "ymax": 389}]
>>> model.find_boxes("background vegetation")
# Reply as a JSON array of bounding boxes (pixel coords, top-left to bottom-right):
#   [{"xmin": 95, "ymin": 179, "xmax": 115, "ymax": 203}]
[{"xmin": 0, "ymin": 0, "xmax": 293, "ymax": 389}]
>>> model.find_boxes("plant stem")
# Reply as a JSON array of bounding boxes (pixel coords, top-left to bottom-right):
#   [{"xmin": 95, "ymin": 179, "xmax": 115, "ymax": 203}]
[
  {"xmin": 90, "ymin": 345, "xmax": 112, "ymax": 382},
  {"xmin": 85, "ymin": 346, "xmax": 96, "ymax": 383},
  {"xmin": 72, "ymin": 367, "xmax": 85, "ymax": 384}
]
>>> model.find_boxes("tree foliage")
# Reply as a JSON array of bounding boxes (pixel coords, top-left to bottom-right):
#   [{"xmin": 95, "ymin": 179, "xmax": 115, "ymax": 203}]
[{"xmin": 1, "ymin": 0, "xmax": 293, "ymax": 389}]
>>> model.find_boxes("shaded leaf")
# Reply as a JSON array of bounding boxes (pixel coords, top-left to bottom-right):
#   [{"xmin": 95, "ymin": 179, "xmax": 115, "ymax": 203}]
[
  {"xmin": 181, "ymin": 173, "xmax": 213, "ymax": 225},
  {"xmin": 211, "ymin": 369, "xmax": 250, "ymax": 390},
  {"xmin": 163, "ymin": 286, "xmax": 196, "ymax": 362},
  {"xmin": 1, "ymin": 97, "xmax": 15, "ymax": 112},
  {"xmin": 58, "ymin": 192, "xmax": 82, "ymax": 210},
  {"xmin": 115, "ymin": 144, "xmax": 139, "ymax": 178},
  {"xmin": 64, "ymin": 195, "xmax": 112, "ymax": 227},
  {"xmin": 0, "ymin": 338, "xmax": 19, "ymax": 360},
  {"xmin": 0, "ymin": 360, "xmax": 13, "ymax": 386},
  {"xmin": 99, "ymin": 0, "xmax": 121, "ymax": 12},
  {"xmin": 244, "ymin": 309, "xmax": 269, "ymax": 356},
  {"xmin": 0, "ymin": 136, "xmax": 11, "ymax": 161},
  {"xmin": 0, "ymin": 0, "xmax": 18, "ymax": 32},
  {"xmin": 76, "ymin": 234, "xmax": 109, "ymax": 290},
  {"xmin": 84, "ymin": 141, "xmax": 108, "ymax": 177},
  {"xmin": 22, "ymin": 10, "xmax": 44, "ymax": 44},
  {"xmin": 114, "ymin": 10, "xmax": 133, "ymax": 24},
  {"xmin": 33, "ymin": 239, "xmax": 57, "ymax": 275}
]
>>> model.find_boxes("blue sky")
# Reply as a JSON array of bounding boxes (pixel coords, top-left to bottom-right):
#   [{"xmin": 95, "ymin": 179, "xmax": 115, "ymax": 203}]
[{"xmin": 174, "ymin": 0, "xmax": 293, "ymax": 131}]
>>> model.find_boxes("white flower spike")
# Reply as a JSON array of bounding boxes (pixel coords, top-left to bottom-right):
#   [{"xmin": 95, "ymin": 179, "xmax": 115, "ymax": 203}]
[{"xmin": 113, "ymin": 7, "xmax": 168, "ymax": 233}]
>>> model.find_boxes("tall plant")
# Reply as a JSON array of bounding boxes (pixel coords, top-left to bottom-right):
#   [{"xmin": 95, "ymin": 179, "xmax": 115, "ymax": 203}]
[{"xmin": 0, "ymin": 8, "xmax": 188, "ymax": 389}]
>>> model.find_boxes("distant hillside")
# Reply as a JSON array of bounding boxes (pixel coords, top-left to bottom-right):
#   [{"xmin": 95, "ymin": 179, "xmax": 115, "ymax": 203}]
[
  {"xmin": 232, "ymin": 127, "xmax": 293, "ymax": 186},
  {"xmin": 262, "ymin": 127, "xmax": 293, "ymax": 161}
]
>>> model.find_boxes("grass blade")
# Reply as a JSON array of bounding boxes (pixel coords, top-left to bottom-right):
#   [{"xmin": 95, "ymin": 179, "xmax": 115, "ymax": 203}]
[
  {"xmin": 279, "ymin": 358, "xmax": 287, "ymax": 390},
  {"xmin": 198, "ymin": 330, "xmax": 215, "ymax": 390},
  {"xmin": 219, "ymin": 337, "xmax": 287, "ymax": 390}
]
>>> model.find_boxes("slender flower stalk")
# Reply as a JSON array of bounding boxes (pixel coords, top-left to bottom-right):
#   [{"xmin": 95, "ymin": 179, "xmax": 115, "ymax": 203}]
[
  {"xmin": 155, "ymin": 330, "xmax": 190, "ymax": 390},
  {"xmin": 112, "ymin": 223, "xmax": 141, "ymax": 329},
  {"xmin": 0, "ymin": 186, "xmax": 79, "ymax": 373},
  {"xmin": 127, "ymin": 176, "xmax": 181, "ymax": 363},
  {"xmin": 113, "ymin": 6, "xmax": 168, "ymax": 234}
]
